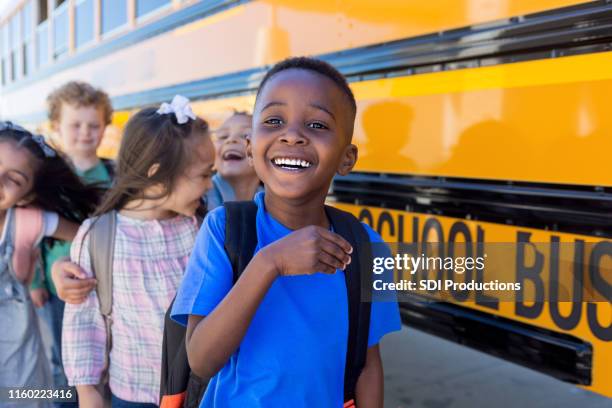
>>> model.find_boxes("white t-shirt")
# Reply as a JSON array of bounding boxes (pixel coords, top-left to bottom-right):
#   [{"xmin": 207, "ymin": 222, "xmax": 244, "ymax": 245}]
[{"xmin": 42, "ymin": 211, "xmax": 59, "ymax": 237}]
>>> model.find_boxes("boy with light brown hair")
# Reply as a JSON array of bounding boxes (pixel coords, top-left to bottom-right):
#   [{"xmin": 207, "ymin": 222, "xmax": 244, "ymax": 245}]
[
  {"xmin": 31, "ymin": 81, "xmax": 114, "ymax": 392},
  {"xmin": 46, "ymin": 81, "xmax": 114, "ymax": 177}
]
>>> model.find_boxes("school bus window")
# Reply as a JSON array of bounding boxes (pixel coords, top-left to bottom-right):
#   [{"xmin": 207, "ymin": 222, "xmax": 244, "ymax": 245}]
[
  {"xmin": 36, "ymin": 20, "xmax": 48, "ymax": 67},
  {"xmin": 9, "ymin": 12, "xmax": 21, "ymax": 82},
  {"xmin": 136, "ymin": 0, "xmax": 171, "ymax": 20},
  {"xmin": 36, "ymin": 0, "xmax": 49, "ymax": 68},
  {"xmin": 101, "ymin": 0, "xmax": 127, "ymax": 35},
  {"xmin": 0, "ymin": 24, "xmax": 10, "ymax": 85},
  {"xmin": 36, "ymin": 0, "xmax": 48, "ymax": 24},
  {"xmin": 53, "ymin": 0, "xmax": 69, "ymax": 59},
  {"xmin": 22, "ymin": 1, "xmax": 33, "ymax": 76},
  {"xmin": 75, "ymin": 0, "xmax": 94, "ymax": 49}
]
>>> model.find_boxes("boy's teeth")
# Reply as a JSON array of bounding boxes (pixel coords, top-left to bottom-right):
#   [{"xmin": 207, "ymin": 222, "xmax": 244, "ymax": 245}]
[{"xmin": 273, "ymin": 157, "xmax": 312, "ymax": 168}]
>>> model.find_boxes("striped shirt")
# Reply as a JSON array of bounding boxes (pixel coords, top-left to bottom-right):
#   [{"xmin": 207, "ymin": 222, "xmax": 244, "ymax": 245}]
[{"xmin": 63, "ymin": 213, "xmax": 198, "ymax": 404}]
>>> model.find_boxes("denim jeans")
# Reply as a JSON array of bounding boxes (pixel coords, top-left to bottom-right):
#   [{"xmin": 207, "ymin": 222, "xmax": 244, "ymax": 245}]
[
  {"xmin": 111, "ymin": 394, "xmax": 159, "ymax": 408},
  {"xmin": 36, "ymin": 293, "xmax": 66, "ymax": 384},
  {"xmin": 36, "ymin": 293, "xmax": 78, "ymax": 408}
]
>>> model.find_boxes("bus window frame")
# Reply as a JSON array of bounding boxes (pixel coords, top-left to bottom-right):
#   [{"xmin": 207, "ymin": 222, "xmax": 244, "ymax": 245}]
[
  {"xmin": 100, "ymin": 0, "xmax": 129, "ymax": 40},
  {"xmin": 52, "ymin": 0, "xmax": 70, "ymax": 60},
  {"xmin": 35, "ymin": 19, "xmax": 49, "ymax": 68},
  {"xmin": 135, "ymin": 0, "xmax": 172, "ymax": 25}
]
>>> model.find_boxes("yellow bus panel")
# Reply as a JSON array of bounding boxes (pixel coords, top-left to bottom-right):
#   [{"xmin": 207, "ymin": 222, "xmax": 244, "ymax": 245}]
[
  {"xmin": 257, "ymin": 0, "xmax": 590, "ymax": 59},
  {"xmin": 351, "ymin": 52, "xmax": 612, "ymax": 187}
]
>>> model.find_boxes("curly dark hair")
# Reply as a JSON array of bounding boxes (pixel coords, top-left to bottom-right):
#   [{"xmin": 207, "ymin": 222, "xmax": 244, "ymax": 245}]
[{"xmin": 0, "ymin": 122, "xmax": 102, "ymax": 222}]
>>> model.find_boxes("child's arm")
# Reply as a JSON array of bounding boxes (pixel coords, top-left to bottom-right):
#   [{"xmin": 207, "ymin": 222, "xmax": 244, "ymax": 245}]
[
  {"xmin": 30, "ymin": 287, "xmax": 49, "ymax": 308},
  {"xmin": 355, "ymin": 345, "xmax": 384, "ymax": 408},
  {"xmin": 75, "ymin": 385, "xmax": 105, "ymax": 408},
  {"xmin": 186, "ymin": 225, "xmax": 353, "ymax": 378},
  {"xmin": 186, "ymin": 251, "xmax": 277, "ymax": 378},
  {"xmin": 51, "ymin": 216, "xmax": 80, "ymax": 242},
  {"xmin": 29, "ymin": 260, "xmax": 49, "ymax": 307},
  {"xmin": 62, "ymin": 220, "xmax": 108, "ymax": 394}
]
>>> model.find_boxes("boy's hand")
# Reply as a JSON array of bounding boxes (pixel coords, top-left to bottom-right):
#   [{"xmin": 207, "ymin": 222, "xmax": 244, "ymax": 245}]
[
  {"xmin": 30, "ymin": 288, "xmax": 49, "ymax": 308},
  {"xmin": 261, "ymin": 226, "xmax": 353, "ymax": 276},
  {"xmin": 52, "ymin": 257, "xmax": 97, "ymax": 304}
]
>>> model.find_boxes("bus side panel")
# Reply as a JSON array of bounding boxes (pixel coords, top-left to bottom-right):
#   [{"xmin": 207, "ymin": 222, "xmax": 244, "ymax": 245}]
[
  {"xmin": 351, "ymin": 52, "xmax": 612, "ymax": 187},
  {"xmin": 0, "ymin": 0, "xmax": 590, "ymax": 120}
]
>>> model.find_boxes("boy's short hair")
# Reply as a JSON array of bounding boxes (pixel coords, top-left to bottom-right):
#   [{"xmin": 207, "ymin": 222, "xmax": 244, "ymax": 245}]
[
  {"xmin": 47, "ymin": 81, "xmax": 113, "ymax": 125},
  {"xmin": 256, "ymin": 57, "xmax": 357, "ymax": 117}
]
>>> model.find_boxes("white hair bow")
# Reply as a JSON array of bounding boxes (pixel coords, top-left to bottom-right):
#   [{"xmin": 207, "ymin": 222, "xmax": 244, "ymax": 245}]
[{"xmin": 157, "ymin": 95, "xmax": 196, "ymax": 124}]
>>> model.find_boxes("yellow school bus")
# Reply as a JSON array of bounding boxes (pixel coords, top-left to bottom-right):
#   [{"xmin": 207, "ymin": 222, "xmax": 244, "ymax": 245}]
[{"xmin": 0, "ymin": 0, "xmax": 610, "ymax": 397}]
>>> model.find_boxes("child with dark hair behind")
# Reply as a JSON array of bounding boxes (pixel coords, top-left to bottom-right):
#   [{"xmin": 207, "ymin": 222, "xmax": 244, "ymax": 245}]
[
  {"xmin": 0, "ymin": 121, "xmax": 101, "ymax": 405},
  {"xmin": 172, "ymin": 57, "xmax": 400, "ymax": 407},
  {"xmin": 206, "ymin": 111, "xmax": 262, "ymax": 210}
]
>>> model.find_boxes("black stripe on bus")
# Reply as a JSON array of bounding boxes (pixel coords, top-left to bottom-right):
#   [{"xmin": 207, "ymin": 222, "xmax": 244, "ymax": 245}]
[
  {"xmin": 330, "ymin": 172, "xmax": 612, "ymax": 238},
  {"xmin": 8, "ymin": 1, "xmax": 612, "ymax": 122},
  {"xmin": 329, "ymin": 0, "xmax": 612, "ymax": 80},
  {"xmin": 400, "ymin": 295, "xmax": 592, "ymax": 385}
]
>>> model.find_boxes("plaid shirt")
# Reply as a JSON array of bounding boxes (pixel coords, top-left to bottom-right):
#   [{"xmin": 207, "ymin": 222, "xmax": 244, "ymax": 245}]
[{"xmin": 63, "ymin": 213, "xmax": 198, "ymax": 404}]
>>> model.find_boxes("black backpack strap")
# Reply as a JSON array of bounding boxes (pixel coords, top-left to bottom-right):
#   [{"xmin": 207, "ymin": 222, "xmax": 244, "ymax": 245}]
[
  {"xmin": 101, "ymin": 158, "xmax": 116, "ymax": 180},
  {"xmin": 159, "ymin": 201, "xmax": 257, "ymax": 408},
  {"xmin": 325, "ymin": 205, "xmax": 373, "ymax": 404},
  {"xmin": 224, "ymin": 201, "xmax": 258, "ymax": 283}
]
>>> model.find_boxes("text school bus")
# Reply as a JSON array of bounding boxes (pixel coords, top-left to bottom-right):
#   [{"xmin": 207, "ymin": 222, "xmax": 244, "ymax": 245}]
[{"xmin": 0, "ymin": 0, "xmax": 610, "ymax": 398}]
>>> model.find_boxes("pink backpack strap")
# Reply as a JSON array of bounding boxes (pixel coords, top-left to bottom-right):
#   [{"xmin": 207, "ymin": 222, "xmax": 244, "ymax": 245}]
[{"xmin": 13, "ymin": 207, "xmax": 45, "ymax": 283}]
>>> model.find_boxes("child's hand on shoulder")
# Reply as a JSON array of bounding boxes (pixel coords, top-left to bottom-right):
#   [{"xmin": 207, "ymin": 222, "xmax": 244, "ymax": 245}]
[{"xmin": 261, "ymin": 226, "xmax": 353, "ymax": 276}]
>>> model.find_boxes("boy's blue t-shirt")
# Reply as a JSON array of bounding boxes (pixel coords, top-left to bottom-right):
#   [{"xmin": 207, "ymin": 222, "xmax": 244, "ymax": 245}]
[{"xmin": 172, "ymin": 192, "xmax": 401, "ymax": 407}]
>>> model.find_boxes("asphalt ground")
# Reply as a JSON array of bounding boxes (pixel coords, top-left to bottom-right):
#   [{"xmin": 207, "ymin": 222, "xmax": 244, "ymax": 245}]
[
  {"xmin": 381, "ymin": 327, "xmax": 611, "ymax": 408},
  {"xmin": 38, "ymin": 309, "xmax": 611, "ymax": 407}
]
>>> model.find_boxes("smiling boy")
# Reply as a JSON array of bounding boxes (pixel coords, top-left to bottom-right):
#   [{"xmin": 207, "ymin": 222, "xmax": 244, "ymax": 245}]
[
  {"xmin": 30, "ymin": 81, "xmax": 113, "ymax": 395},
  {"xmin": 206, "ymin": 112, "xmax": 262, "ymax": 209},
  {"xmin": 172, "ymin": 57, "xmax": 400, "ymax": 407}
]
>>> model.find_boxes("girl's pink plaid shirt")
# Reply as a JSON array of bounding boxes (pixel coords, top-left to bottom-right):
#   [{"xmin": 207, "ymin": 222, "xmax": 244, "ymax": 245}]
[{"xmin": 62, "ymin": 213, "xmax": 198, "ymax": 404}]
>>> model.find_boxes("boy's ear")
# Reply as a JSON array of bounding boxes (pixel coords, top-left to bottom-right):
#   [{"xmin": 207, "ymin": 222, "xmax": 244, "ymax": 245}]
[
  {"xmin": 50, "ymin": 120, "xmax": 60, "ymax": 132},
  {"xmin": 337, "ymin": 144, "xmax": 358, "ymax": 176},
  {"xmin": 246, "ymin": 137, "xmax": 254, "ymax": 166},
  {"xmin": 147, "ymin": 163, "xmax": 160, "ymax": 178}
]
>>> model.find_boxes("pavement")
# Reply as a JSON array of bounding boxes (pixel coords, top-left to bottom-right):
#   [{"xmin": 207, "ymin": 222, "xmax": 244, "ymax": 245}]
[{"xmin": 381, "ymin": 327, "xmax": 611, "ymax": 408}]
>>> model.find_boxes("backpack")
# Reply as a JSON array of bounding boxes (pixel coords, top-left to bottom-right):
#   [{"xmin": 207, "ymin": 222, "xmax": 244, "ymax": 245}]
[
  {"xmin": 85, "ymin": 211, "xmax": 117, "ymax": 408},
  {"xmin": 89, "ymin": 211, "xmax": 205, "ymax": 408},
  {"xmin": 13, "ymin": 207, "xmax": 45, "ymax": 284}
]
